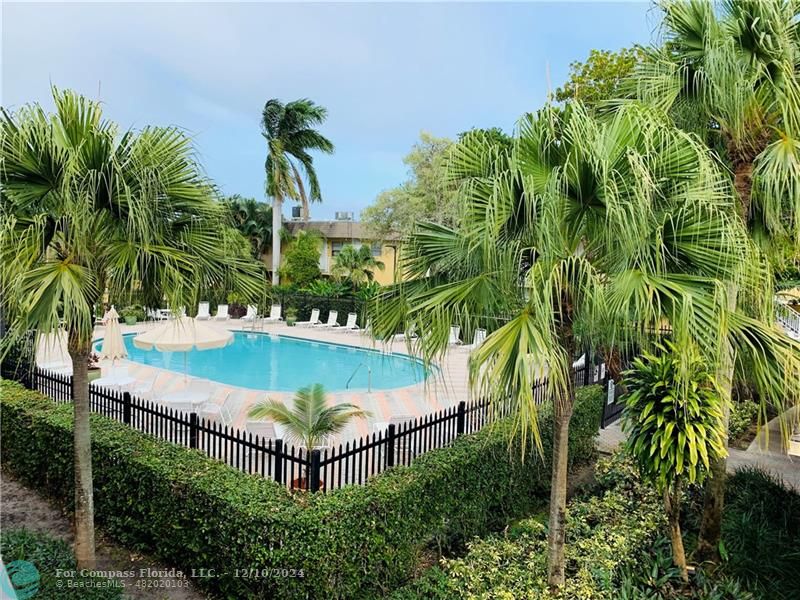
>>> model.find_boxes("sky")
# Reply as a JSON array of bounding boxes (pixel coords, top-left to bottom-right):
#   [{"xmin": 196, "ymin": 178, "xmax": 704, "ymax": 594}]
[{"xmin": 2, "ymin": 1, "xmax": 661, "ymax": 220}]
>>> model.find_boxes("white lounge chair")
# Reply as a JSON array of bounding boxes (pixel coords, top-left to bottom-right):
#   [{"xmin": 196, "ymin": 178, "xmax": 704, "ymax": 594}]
[
  {"xmin": 263, "ymin": 304, "xmax": 282, "ymax": 324},
  {"xmin": 214, "ymin": 304, "xmax": 229, "ymax": 321},
  {"xmin": 336, "ymin": 312, "xmax": 359, "ymax": 332},
  {"xmin": 465, "ymin": 328, "xmax": 487, "ymax": 350},
  {"xmin": 201, "ymin": 391, "xmax": 236, "ymax": 426},
  {"xmin": 296, "ymin": 308, "xmax": 321, "ymax": 327},
  {"xmin": 196, "ymin": 302, "xmax": 211, "ymax": 320},
  {"xmin": 240, "ymin": 305, "xmax": 258, "ymax": 321},
  {"xmin": 313, "ymin": 310, "xmax": 338, "ymax": 328},
  {"xmin": 448, "ymin": 326, "xmax": 462, "ymax": 345},
  {"xmin": 392, "ymin": 324, "xmax": 417, "ymax": 341},
  {"xmin": 130, "ymin": 373, "xmax": 159, "ymax": 401}
]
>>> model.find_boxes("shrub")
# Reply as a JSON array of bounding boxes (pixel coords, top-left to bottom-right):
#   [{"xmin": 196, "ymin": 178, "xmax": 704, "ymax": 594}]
[
  {"xmin": 720, "ymin": 467, "xmax": 800, "ymax": 600},
  {"xmin": 728, "ymin": 400, "xmax": 759, "ymax": 445},
  {"xmin": 280, "ymin": 232, "xmax": 321, "ymax": 287},
  {"xmin": 119, "ymin": 305, "xmax": 145, "ymax": 322},
  {"xmin": 0, "ymin": 528, "xmax": 123, "ymax": 599},
  {"xmin": 392, "ymin": 454, "xmax": 664, "ymax": 599},
  {"xmin": 0, "ymin": 380, "xmax": 603, "ymax": 599}
]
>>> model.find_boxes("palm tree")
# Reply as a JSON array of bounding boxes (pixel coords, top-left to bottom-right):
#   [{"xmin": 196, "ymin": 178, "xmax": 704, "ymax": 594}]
[
  {"xmin": 626, "ymin": 0, "xmax": 800, "ymax": 559},
  {"xmin": 370, "ymin": 102, "xmax": 800, "ymax": 588},
  {"xmin": 331, "ymin": 244, "xmax": 385, "ymax": 287},
  {"xmin": 261, "ymin": 98, "xmax": 334, "ymax": 285},
  {"xmin": 248, "ymin": 383, "xmax": 370, "ymax": 465},
  {"xmin": 0, "ymin": 89, "xmax": 262, "ymax": 568},
  {"xmin": 226, "ymin": 195, "xmax": 273, "ymax": 259}
]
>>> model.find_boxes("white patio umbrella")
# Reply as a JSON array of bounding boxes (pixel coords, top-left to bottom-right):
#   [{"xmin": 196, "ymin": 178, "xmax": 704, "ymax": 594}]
[
  {"xmin": 99, "ymin": 306, "xmax": 127, "ymax": 365},
  {"xmin": 132, "ymin": 316, "xmax": 233, "ymax": 379}
]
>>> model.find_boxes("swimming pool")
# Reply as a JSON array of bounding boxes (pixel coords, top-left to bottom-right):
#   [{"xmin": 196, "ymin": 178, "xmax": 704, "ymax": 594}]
[{"xmin": 107, "ymin": 332, "xmax": 429, "ymax": 392}]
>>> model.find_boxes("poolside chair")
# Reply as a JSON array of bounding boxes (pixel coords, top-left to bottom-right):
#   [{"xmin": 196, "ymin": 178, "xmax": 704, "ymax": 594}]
[
  {"xmin": 392, "ymin": 324, "xmax": 417, "ymax": 341},
  {"xmin": 240, "ymin": 305, "xmax": 258, "ymax": 322},
  {"xmin": 465, "ymin": 328, "xmax": 487, "ymax": 350},
  {"xmin": 214, "ymin": 304, "xmax": 229, "ymax": 321},
  {"xmin": 448, "ymin": 326, "xmax": 462, "ymax": 345},
  {"xmin": 201, "ymin": 391, "xmax": 235, "ymax": 427},
  {"xmin": 196, "ymin": 302, "xmax": 211, "ymax": 320},
  {"xmin": 263, "ymin": 304, "xmax": 282, "ymax": 324},
  {"xmin": 313, "ymin": 310, "xmax": 338, "ymax": 328},
  {"xmin": 130, "ymin": 373, "xmax": 159, "ymax": 401},
  {"xmin": 335, "ymin": 312, "xmax": 359, "ymax": 332},
  {"xmin": 296, "ymin": 308, "xmax": 321, "ymax": 327},
  {"xmin": 246, "ymin": 420, "xmax": 282, "ymax": 441},
  {"xmin": 572, "ymin": 353, "xmax": 586, "ymax": 368}
]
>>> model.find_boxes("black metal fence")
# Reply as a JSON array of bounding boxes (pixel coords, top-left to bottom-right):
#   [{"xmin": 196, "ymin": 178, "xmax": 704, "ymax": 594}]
[{"xmin": 2, "ymin": 358, "xmax": 621, "ymax": 492}]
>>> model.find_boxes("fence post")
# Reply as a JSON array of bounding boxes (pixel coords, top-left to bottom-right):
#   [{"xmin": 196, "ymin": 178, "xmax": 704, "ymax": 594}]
[
  {"xmin": 123, "ymin": 391, "xmax": 132, "ymax": 425},
  {"xmin": 583, "ymin": 353, "xmax": 591, "ymax": 386},
  {"xmin": 309, "ymin": 449, "xmax": 321, "ymax": 492},
  {"xmin": 456, "ymin": 400, "xmax": 466, "ymax": 436},
  {"xmin": 189, "ymin": 413, "xmax": 199, "ymax": 449},
  {"xmin": 386, "ymin": 424, "xmax": 396, "ymax": 468},
  {"xmin": 274, "ymin": 439, "xmax": 284, "ymax": 485}
]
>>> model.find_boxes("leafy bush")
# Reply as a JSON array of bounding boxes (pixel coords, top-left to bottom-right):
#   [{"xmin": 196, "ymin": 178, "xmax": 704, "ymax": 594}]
[
  {"xmin": 280, "ymin": 231, "xmax": 321, "ymax": 287},
  {"xmin": 728, "ymin": 400, "xmax": 759, "ymax": 445},
  {"xmin": 270, "ymin": 290, "xmax": 368, "ymax": 327},
  {"xmin": 0, "ymin": 380, "xmax": 603, "ymax": 599},
  {"xmin": 393, "ymin": 454, "xmax": 664, "ymax": 599},
  {"xmin": 720, "ymin": 467, "xmax": 800, "ymax": 600},
  {"xmin": 119, "ymin": 305, "xmax": 145, "ymax": 322},
  {"xmin": 0, "ymin": 528, "xmax": 123, "ymax": 599}
]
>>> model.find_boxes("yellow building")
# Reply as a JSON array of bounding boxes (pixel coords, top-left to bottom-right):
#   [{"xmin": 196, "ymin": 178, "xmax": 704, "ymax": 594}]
[{"xmin": 265, "ymin": 219, "xmax": 402, "ymax": 286}]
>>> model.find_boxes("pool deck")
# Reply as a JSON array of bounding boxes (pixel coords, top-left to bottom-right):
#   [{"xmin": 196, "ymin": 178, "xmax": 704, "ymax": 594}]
[{"xmin": 89, "ymin": 319, "xmax": 472, "ymax": 445}]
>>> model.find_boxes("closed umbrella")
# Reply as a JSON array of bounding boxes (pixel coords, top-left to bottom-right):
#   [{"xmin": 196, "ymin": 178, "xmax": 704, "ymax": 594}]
[
  {"xmin": 36, "ymin": 329, "xmax": 69, "ymax": 370},
  {"xmin": 133, "ymin": 316, "xmax": 233, "ymax": 379},
  {"xmin": 99, "ymin": 306, "xmax": 127, "ymax": 365}
]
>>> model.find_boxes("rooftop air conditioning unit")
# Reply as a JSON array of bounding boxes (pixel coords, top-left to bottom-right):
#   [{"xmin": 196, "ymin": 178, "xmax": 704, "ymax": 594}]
[
  {"xmin": 291, "ymin": 206, "xmax": 302, "ymax": 221},
  {"xmin": 335, "ymin": 211, "xmax": 354, "ymax": 221}
]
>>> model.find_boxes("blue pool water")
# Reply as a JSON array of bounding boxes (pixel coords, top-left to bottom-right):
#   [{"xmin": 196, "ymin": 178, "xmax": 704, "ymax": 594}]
[{"xmin": 107, "ymin": 332, "xmax": 428, "ymax": 392}]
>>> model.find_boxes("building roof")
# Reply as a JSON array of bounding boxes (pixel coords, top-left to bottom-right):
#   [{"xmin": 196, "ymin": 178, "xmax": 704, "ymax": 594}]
[{"xmin": 285, "ymin": 220, "xmax": 401, "ymax": 241}]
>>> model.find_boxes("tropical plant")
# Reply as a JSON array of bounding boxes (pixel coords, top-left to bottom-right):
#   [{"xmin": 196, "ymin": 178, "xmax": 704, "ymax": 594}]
[
  {"xmin": 331, "ymin": 244, "xmax": 385, "ymax": 286},
  {"xmin": 279, "ymin": 230, "xmax": 321, "ymax": 288},
  {"xmin": 247, "ymin": 384, "xmax": 370, "ymax": 457},
  {"xmin": 0, "ymin": 88, "xmax": 262, "ymax": 568},
  {"xmin": 225, "ymin": 195, "xmax": 273, "ymax": 258},
  {"xmin": 301, "ymin": 279, "xmax": 350, "ymax": 297},
  {"xmin": 625, "ymin": 0, "xmax": 800, "ymax": 560},
  {"xmin": 369, "ymin": 101, "xmax": 800, "ymax": 589},
  {"xmin": 261, "ymin": 98, "xmax": 334, "ymax": 284},
  {"xmin": 622, "ymin": 342, "xmax": 726, "ymax": 581}
]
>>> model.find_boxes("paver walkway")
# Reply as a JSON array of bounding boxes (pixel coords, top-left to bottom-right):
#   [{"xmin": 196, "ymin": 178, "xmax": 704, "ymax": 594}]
[{"xmin": 598, "ymin": 407, "xmax": 800, "ymax": 491}]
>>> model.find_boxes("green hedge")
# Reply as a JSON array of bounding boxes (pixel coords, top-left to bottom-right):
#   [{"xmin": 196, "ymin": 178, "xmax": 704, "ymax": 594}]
[
  {"xmin": 0, "ymin": 380, "xmax": 603, "ymax": 599},
  {"xmin": 0, "ymin": 528, "xmax": 123, "ymax": 599}
]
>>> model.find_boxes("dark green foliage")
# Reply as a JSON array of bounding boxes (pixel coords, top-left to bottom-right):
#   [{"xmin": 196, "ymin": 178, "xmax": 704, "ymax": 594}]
[
  {"xmin": 720, "ymin": 467, "xmax": 800, "ymax": 600},
  {"xmin": 0, "ymin": 528, "xmax": 123, "ymax": 599},
  {"xmin": 393, "ymin": 454, "xmax": 663, "ymax": 599},
  {"xmin": 728, "ymin": 400, "xmax": 759, "ymax": 444},
  {"xmin": 119, "ymin": 305, "xmax": 146, "ymax": 322},
  {"xmin": 0, "ymin": 381, "xmax": 602, "ymax": 599},
  {"xmin": 270, "ymin": 289, "xmax": 368, "ymax": 327},
  {"xmin": 615, "ymin": 537, "xmax": 755, "ymax": 600}
]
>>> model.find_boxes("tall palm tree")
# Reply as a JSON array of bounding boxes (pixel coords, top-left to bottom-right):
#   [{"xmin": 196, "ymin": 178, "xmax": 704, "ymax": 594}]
[
  {"xmin": 331, "ymin": 244, "xmax": 385, "ymax": 287},
  {"xmin": 0, "ymin": 89, "xmax": 262, "ymax": 568},
  {"xmin": 226, "ymin": 195, "xmax": 273, "ymax": 259},
  {"xmin": 370, "ymin": 102, "xmax": 800, "ymax": 588},
  {"xmin": 625, "ymin": 0, "xmax": 800, "ymax": 559},
  {"xmin": 261, "ymin": 98, "xmax": 334, "ymax": 285},
  {"xmin": 248, "ymin": 384, "xmax": 370, "ymax": 458}
]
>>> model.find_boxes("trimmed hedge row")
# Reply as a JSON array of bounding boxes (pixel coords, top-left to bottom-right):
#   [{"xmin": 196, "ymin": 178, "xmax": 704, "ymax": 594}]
[{"xmin": 0, "ymin": 380, "xmax": 603, "ymax": 599}]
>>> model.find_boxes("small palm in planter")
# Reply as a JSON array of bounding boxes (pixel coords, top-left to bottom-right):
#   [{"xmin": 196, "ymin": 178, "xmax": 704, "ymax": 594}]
[{"xmin": 248, "ymin": 383, "xmax": 371, "ymax": 490}]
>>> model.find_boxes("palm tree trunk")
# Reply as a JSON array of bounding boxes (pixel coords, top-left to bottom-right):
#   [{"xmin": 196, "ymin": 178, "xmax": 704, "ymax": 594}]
[
  {"xmin": 271, "ymin": 196, "xmax": 282, "ymax": 286},
  {"xmin": 69, "ymin": 338, "xmax": 96, "ymax": 569},
  {"xmin": 665, "ymin": 481, "xmax": 688, "ymax": 582},
  {"xmin": 695, "ymin": 283, "xmax": 736, "ymax": 564},
  {"xmin": 546, "ymin": 395, "xmax": 573, "ymax": 589}
]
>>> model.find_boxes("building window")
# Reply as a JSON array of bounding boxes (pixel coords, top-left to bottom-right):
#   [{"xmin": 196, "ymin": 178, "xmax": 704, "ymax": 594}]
[
  {"xmin": 331, "ymin": 241, "xmax": 344, "ymax": 256},
  {"xmin": 371, "ymin": 242, "xmax": 382, "ymax": 257}
]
